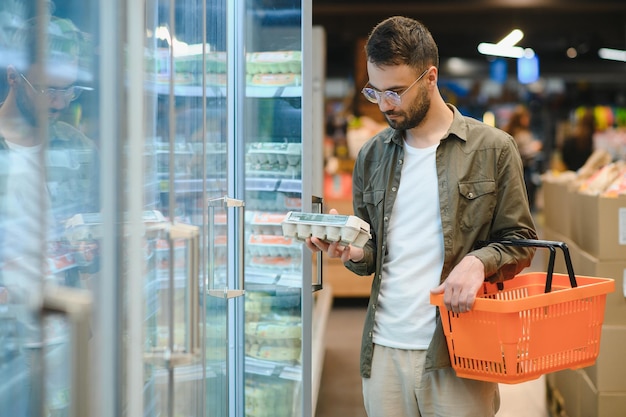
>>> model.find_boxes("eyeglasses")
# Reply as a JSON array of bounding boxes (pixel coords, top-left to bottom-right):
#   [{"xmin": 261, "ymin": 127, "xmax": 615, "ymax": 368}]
[
  {"xmin": 20, "ymin": 73, "xmax": 92, "ymax": 102},
  {"xmin": 361, "ymin": 68, "xmax": 429, "ymax": 106}
]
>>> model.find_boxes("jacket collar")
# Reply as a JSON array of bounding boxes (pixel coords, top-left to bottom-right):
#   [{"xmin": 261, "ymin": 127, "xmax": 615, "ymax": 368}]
[
  {"xmin": 384, "ymin": 103, "xmax": 469, "ymax": 146},
  {"xmin": 444, "ymin": 104, "xmax": 469, "ymax": 143}
]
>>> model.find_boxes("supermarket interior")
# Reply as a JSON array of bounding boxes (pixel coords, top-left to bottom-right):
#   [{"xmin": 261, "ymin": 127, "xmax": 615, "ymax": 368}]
[{"xmin": 0, "ymin": 0, "xmax": 625, "ymax": 416}]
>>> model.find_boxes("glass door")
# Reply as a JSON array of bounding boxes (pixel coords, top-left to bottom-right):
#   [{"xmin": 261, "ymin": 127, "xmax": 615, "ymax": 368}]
[
  {"xmin": 0, "ymin": 1, "xmax": 98, "ymax": 416},
  {"xmin": 240, "ymin": 1, "xmax": 316, "ymax": 417},
  {"xmin": 131, "ymin": 0, "xmax": 316, "ymax": 413},
  {"xmin": 0, "ymin": 0, "xmax": 314, "ymax": 416},
  {"xmin": 96, "ymin": 0, "xmax": 234, "ymax": 414},
  {"xmin": 142, "ymin": 0, "xmax": 231, "ymax": 416}
]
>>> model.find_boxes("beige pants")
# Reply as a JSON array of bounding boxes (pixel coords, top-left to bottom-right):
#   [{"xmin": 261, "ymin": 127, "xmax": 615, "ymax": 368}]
[{"xmin": 362, "ymin": 344, "xmax": 500, "ymax": 417}]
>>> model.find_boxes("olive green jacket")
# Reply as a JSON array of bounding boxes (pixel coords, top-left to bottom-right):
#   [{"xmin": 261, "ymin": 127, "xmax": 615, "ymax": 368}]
[{"xmin": 345, "ymin": 105, "xmax": 538, "ymax": 378}]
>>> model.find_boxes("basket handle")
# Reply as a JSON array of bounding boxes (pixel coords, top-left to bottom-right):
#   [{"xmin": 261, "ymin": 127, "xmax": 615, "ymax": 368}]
[{"xmin": 476, "ymin": 239, "xmax": 577, "ymax": 293}]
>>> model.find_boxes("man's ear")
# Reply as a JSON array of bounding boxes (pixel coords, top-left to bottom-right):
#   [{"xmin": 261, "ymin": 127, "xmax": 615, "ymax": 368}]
[{"xmin": 6, "ymin": 66, "xmax": 18, "ymax": 85}]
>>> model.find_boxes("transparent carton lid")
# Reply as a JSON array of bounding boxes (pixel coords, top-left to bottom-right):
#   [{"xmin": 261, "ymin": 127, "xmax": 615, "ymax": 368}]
[{"xmin": 281, "ymin": 211, "xmax": 371, "ymax": 248}]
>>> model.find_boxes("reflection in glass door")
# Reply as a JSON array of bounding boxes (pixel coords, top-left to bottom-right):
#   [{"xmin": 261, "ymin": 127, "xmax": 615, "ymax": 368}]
[{"xmin": 0, "ymin": 1, "xmax": 98, "ymax": 416}]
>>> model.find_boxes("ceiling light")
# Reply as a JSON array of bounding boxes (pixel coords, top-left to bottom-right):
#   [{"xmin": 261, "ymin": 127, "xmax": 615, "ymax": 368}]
[
  {"xmin": 478, "ymin": 28, "xmax": 534, "ymax": 59},
  {"xmin": 478, "ymin": 43, "xmax": 528, "ymax": 59},
  {"xmin": 598, "ymin": 47, "xmax": 626, "ymax": 62},
  {"xmin": 478, "ymin": 43, "xmax": 524, "ymax": 58},
  {"xmin": 483, "ymin": 111, "xmax": 496, "ymax": 127},
  {"xmin": 497, "ymin": 29, "xmax": 524, "ymax": 47},
  {"xmin": 155, "ymin": 26, "xmax": 171, "ymax": 43},
  {"xmin": 566, "ymin": 47, "xmax": 578, "ymax": 58}
]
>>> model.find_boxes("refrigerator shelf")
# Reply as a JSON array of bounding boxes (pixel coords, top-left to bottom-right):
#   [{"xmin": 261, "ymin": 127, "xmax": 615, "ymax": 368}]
[
  {"xmin": 152, "ymin": 83, "xmax": 302, "ymax": 98},
  {"xmin": 245, "ymin": 357, "xmax": 302, "ymax": 379}
]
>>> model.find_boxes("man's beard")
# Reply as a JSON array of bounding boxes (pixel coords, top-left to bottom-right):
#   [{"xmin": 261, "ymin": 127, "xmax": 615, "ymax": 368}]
[
  {"xmin": 16, "ymin": 86, "xmax": 59, "ymax": 127},
  {"xmin": 16, "ymin": 86, "xmax": 39, "ymax": 127},
  {"xmin": 384, "ymin": 87, "xmax": 430, "ymax": 131}
]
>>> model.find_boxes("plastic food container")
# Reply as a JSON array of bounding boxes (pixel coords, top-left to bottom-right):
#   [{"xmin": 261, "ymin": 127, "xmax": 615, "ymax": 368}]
[{"xmin": 281, "ymin": 211, "xmax": 371, "ymax": 248}]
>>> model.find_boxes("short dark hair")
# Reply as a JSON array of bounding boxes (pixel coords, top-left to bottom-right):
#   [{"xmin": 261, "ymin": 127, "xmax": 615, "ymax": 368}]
[
  {"xmin": 12, "ymin": 16, "xmax": 84, "ymax": 73},
  {"xmin": 365, "ymin": 16, "xmax": 439, "ymax": 72}
]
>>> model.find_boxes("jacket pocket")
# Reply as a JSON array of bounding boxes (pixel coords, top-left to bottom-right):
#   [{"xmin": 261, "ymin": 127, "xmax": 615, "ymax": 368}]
[
  {"xmin": 457, "ymin": 180, "xmax": 496, "ymax": 232},
  {"xmin": 362, "ymin": 189, "xmax": 384, "ymax": 225}
]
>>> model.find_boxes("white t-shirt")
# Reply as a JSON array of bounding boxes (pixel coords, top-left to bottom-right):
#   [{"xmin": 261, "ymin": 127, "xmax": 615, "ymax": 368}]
[
  {"xmin": 3, "ymin": 141, "xmax": 51, "ymax": 298},
  {"xmin": 373, "ymin": 140, "xmax": 444, "ymax": 349}
]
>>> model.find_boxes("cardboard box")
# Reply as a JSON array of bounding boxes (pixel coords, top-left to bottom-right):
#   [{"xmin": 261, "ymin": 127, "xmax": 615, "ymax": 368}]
[
  {"xmin": 582, "ymin": 325, "xmax": 626, "ymax": 392},
  {"xmin": 570, "ymin": 192, "xmax": 626, "ymax": 260},
  {"xmin": 580, "ymin": 367, "xmax": 626, "ymax": 417},
  {"xmin": 550, "ymin": 365, "xmax": 626, "ymax": 417},
  {"xmin": 574, "ymin": 247, "xmax": 626, "ymax": 326},
  {"xmin": 542, "ymin": 180, "xmax": 575, "ymax": 240},
  {"xmin": 550, "ymin": 369, "xmax": 583, "ymax": 417}
]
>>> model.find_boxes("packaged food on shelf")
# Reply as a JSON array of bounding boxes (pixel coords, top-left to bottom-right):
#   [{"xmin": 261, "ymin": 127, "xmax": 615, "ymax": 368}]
[
  {"xmin": 205, "ymin": 51, "xmax": 227, "ymax": 73},
  {"xmin": 245, "ymin": 318, "xmax": 301, "ymax": 339},
  {"xmin": 246, "ymin": 191, "xmax": 289, "ymax": 211},
  {"xmin": 246, "ymin": 51, "xmax": 301, "ymax": 74},
  {"xmin": 247, "ymin": 73, "xmax": 301, "ymax": 87},
  {"xmin": 245, "ymin": 376, "xmax": 297, "ymax": 417},
  {"xmin": 249, "ymin": 212, "xmax": 286, "ymax": 235},
  {"xmin": 247, "ymin": 235, "xmax": 301, "ymax": 258},
  {"xmin": 245, "ymin": 314, "xmax": 302, "ymax": 363},
  {"xmin": 246, "ymin": 142, "xmax": 301, "ymax": 177}
]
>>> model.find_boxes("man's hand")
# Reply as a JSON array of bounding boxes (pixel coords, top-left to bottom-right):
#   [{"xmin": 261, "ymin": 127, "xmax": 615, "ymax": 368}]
[
  {"xmin": 430, "ymin": 255, "xmax": 485, "ymax": 313},
  {"xmin": 303, "ymin": 209, "xmax": 364, "ymax": 263}
]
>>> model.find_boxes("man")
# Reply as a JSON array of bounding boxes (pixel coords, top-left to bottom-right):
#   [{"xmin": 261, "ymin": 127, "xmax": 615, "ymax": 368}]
[
  {"xmin": 0, "ymin": 16, "xmax": 97, "ymax": 416},
  {"xmin": 0, "ymin": 15, "xmax": 97, "ymax": 287},
  {"xmin": 306, "ymin": 16, "xmax": 537, "ymax": 417}
]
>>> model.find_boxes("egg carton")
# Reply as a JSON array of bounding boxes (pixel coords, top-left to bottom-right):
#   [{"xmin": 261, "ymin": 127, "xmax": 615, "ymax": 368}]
[
  {"xmin": 247, "ymin": 235, "xmax": 301, "ymax": 258},
  {"xmin": 281, "ymin": 211, "xmax": 371, "ymax": 248},
  {"xmin": 246, "ymin": 142, "xmax": 301, "ymax": 166}
]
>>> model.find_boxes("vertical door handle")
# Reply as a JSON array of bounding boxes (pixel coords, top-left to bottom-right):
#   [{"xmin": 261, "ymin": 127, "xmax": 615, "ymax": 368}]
[
  {"xmin": 144, "ymin": 222, "xmax": 201, "ymax": 368},
  {"xmin": 168, "ymin": 223, "xmax": 201, "ymax": 356},
  {"xmin": 207, "ymin": 196, "xmax": 245, "ymax": 299},
  {"xmin": 41, "ymin": 285, "xmax": 92, "ymax": 417},
  {"xmin": 312, "ymin": 196, "xmax": 323, "ymax": 292}
]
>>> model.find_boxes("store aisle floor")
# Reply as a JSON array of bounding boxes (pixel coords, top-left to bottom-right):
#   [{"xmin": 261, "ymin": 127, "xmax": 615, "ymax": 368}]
[
  {"xmin": 315, "ymin": 213, "xmax": 550, "ymax": 417},
  {"xmin": 315, "ymin": 297, "xmax": 550, "ymax": 417},
  {"xmin": 316, "ymin": 299, "xmax": 549, "ymax": 417}
]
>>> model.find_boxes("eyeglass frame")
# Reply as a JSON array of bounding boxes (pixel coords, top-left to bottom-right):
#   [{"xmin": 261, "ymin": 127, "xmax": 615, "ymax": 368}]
[
  {"xmin": 361, "ymin": 67, "xmax": 429, "ymax": 106},
  {"xmin": 20, "ymin": 73, "xmax": 92, "ymax": 102}
]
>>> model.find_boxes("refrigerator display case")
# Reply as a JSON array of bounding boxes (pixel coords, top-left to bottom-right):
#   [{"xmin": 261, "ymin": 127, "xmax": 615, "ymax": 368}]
[
  {"xmin": 141, "ymin": 0, "xmax": 322, "ymax": 416},
  {"xmin": 0, "ymin": 0, "xmax": 324, "ymax": 415}
]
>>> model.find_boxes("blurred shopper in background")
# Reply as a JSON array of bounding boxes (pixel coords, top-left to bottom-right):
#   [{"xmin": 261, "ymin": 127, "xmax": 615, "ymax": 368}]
[
  {"xmin": 305, "ymin": 15, "xmax": 536, "ymax": 417},
  {"xmin": 561, "ymin": 109, "xmax": 596, "ymax": 172},
  {"xmin": 502, "ymin": 105, "xmax": 543, "ymax": 211}
]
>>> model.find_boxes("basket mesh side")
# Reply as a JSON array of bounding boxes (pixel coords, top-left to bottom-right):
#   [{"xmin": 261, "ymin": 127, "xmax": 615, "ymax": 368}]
[
  {"xmin": 445, "ymin": 293, "xmax": 606, "ymax": 383},
  {"xmin": 487, "ymin": 286, "xmax": 530, "ymax": 301}
]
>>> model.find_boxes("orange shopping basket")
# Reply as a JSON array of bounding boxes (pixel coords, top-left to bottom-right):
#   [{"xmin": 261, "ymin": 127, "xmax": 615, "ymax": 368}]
[{"xmin": 430, "ymin": 239, "xmax": 615, "ymax": 384}]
